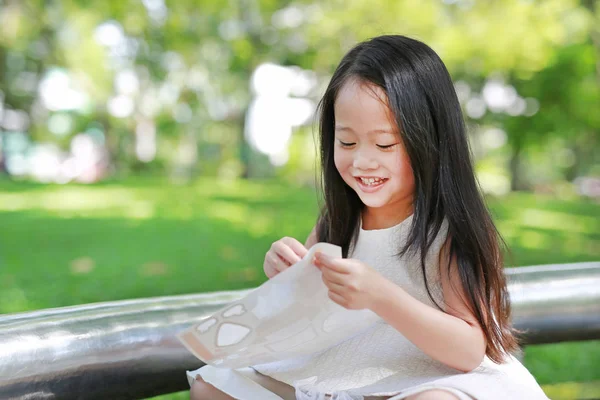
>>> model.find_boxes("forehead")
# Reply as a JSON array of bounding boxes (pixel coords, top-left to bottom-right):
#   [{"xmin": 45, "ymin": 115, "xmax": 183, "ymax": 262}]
[{"xmin": 334, "ymin": 79, "xmax": 395, "ymax": 133}]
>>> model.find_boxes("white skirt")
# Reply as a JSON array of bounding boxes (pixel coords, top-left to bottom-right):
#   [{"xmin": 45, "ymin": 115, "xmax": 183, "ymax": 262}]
[{"xmin": 186, "ymin": 365, "xmax": 476, "ymax": 400}]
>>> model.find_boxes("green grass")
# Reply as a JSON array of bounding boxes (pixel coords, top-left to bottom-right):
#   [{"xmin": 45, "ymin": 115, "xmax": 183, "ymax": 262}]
[
  {"xmin": 0, "ymin": 178, "xmax": 599, "ymax": 398},
  {"xmin": 0, "ymin": 178, "xmax": 319, "ymax": 311}
]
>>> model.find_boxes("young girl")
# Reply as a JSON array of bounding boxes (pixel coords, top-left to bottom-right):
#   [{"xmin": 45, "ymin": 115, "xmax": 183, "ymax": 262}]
[{"xmin": 189, "ymin": 35, "xmax": 549, "ymax": 400}]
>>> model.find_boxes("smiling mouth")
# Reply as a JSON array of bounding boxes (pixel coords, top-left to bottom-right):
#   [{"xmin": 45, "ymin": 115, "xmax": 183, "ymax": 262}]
[{"xmin": 355, "ymin": 177, "xmax": 388, "ymax": 187}]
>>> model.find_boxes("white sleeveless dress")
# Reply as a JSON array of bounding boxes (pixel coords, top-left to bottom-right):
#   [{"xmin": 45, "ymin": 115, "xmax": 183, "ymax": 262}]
[{"xmin": 188, "ymin": 216, "xmax": 549, "ymax": 400}]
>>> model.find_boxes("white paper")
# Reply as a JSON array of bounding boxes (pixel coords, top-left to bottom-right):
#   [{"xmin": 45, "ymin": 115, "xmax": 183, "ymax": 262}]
[{"xmin": 178, "ymin": 242, "xmax": 381, "ymax": 369}]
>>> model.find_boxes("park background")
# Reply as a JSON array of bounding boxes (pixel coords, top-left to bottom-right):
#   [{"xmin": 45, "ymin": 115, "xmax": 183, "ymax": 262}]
[{"xmin": 0, "ymin": 0, "xmax": 598, "ymax": 398}]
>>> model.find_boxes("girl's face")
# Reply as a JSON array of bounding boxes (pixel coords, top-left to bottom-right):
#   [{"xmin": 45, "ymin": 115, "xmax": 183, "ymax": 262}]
[{"xmin": 333, "ymin": 80, "xmax": 415, "ymax": 215}]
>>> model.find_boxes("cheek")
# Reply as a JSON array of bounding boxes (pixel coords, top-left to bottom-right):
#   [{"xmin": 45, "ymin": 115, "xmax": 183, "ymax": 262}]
[
  {"xmin": 391, "ymin": 153, "xmax": 414, "ymax": 185},
  {"xmin": 401, "ymin": 157, "xmax": 414, "ymax": 180},
  {"xmin": 400, "ymin": 159, "xmax": 415, "ymax": 189},
  {"xmin": 333, "ymin": 149, "xmax": 351, "ymax": 174}
]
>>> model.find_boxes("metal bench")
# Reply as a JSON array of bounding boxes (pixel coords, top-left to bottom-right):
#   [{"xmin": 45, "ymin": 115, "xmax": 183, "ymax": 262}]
[{"xmin": 1, "ymin": 262, "xmax": 598, "ymax": 400}]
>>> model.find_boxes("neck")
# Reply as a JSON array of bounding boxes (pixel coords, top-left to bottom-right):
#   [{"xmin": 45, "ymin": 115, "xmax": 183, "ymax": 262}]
[{"xmin": 362, "ymin": 201, "xmax": 414, "ymax": 230}]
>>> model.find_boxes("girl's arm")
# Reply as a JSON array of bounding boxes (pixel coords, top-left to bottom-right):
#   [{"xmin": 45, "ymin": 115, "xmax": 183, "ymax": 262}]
[{"xmin": 370, "ymin": 242, "xmax": 487, "ymax": 373}]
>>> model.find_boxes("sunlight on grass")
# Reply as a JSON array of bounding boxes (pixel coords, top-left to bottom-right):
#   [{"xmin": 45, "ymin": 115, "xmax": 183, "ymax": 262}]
[
  {"xmin": 247, "ymin": 214, "xmax": 276, "ymax": 238},
  {"xmin": 521, "ymin": 208, "xmax": 597, "ymax": 234},
  {"xmin": 70, "ymin": 257, "xmax": 96, "ymax": 274},
  {"xmin": 205, "ymin": 202, "xmax": 275, "ymax": 237},
  {"xmin": 541, "ymin": 381, "xmax": 600, "ymax": 400},
  {"xmin": 495, "ymin": 221, "xmax": 517, "ymax": 239},
  {"xmin": 208, "ymin": 202, "xmax": 254, "ymax": 225},
  {"xmin": 493, "ymin": 194, "xmax": 600, "ymax": 262},
  {"xmin": 518, "ymin": 230, "xmax": 549, "ymax": 250},
  {"xmin": 0, "ymin": 188, "xmax": 157, "ymax": 219},
  {"xmin": 192, "ymin": 177, "xmax": 293, "ymax": 200}
]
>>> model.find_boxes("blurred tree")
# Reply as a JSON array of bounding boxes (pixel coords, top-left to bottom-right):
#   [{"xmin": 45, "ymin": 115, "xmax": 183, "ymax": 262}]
[
  {"xmin": 505, "ymin": 41, "xmax": 599, "ymax": 190},
  {"xmin": 0, "ymin": 0, "xmax": 597, "ymax": 187}
]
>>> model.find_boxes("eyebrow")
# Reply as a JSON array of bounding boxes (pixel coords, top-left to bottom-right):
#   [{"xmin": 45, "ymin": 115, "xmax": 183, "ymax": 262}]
[{"xmin": 334, "ymin": 126, "xmax": 394, "ymax": 135}]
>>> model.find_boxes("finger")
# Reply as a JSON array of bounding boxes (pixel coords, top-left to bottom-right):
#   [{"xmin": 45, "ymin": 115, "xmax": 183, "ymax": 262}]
[
  {"xmin": 327, "ymin": 291, "xmax": 348, "ymax": 308},
  {"xmin": 277, "ymin": 254, "xmax": 292, "ymax": 266},
  {"xmin": 267, "ymin": 253, "xmax": 288, "ymax": 273},
  {"xmin": 273, "ymin": 242, "xmax": 302, "ymax": 265},
  {"xmin": 264, "ymin": 264, "xmax": 278, "ymax": 279},
  {"xmin": 314, "ymin": 252, "xmax": 349, "ymax": 274},
  {"xmin": 322, "ymin": 277, "xmax": 345, "ymax": 293},
  {"xmin": 321, "ymin": 268, "xmax": 346, "ymax": 285},
  {"xmin": 281, "ymin": 237, "xmax": 308, "ymax": 258},
  {"xmin": 264, "ymin": 254, "xmax": 280, "ymax": 278}
]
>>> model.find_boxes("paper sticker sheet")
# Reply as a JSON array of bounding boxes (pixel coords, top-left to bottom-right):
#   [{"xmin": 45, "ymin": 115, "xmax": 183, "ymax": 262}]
[{"xmin": 178, "ymin": 243, "xmax": 381, "ymax": 369}]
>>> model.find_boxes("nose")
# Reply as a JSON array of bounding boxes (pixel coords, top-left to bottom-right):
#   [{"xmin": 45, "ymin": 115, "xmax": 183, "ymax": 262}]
[{"xmin": 352, "ymin": 148, "xmax": 378, "ymax": 171}]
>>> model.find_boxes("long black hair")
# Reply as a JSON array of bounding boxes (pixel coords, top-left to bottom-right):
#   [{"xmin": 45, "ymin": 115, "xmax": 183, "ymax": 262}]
[{"xmin": 315, "ymin": 35, "xmax": 517, "ymax": 363}]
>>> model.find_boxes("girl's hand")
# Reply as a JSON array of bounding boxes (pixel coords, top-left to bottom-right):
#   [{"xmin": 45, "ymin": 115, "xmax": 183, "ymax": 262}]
[
  {"xmin": 263, "ymin": 237, "xmax": 308, "ymax": 279},
  {"xmin": 314, "ymin": 252, "xmax": 384, "ymax": 310}
]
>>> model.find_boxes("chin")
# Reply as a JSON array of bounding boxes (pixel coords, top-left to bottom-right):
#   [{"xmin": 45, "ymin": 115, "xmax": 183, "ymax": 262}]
[{"xmin": 356, "ymin": 193, "xmax": 390, "ymax": 209}]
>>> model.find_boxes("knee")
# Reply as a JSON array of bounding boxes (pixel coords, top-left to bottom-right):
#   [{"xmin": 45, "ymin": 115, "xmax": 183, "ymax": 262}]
[
  {"xmin": 190, "ymin": 377, "xmax": 207, "ymax": 400},
  {"xmin": 405, "ymin": 389, "xmax": 461, "ymax": 400},
  {"xmin": 190, "ymin": 376, "xmax": 228, "ymax": 400}
]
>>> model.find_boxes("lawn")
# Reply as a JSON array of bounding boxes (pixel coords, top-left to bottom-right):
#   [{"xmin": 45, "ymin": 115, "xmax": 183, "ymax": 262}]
[{"xmin": 0, "ymin": 177, "xmax": 598, "ymax": 399}]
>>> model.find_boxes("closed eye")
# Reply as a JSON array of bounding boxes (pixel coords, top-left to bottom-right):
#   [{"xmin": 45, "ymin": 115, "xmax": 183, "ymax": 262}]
[
  {"xmin": 338, "ymin": 140, "xmax": 356, "ymax": 147},
  {"xmin": 377, "ymin": 144, "xmax": 398, "ymax": 149}
]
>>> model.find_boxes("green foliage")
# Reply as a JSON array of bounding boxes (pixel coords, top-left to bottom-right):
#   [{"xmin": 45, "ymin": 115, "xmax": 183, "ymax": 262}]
[{"xmin": 0, "ymin": 0, "xmax": 598, "ymax": 186}]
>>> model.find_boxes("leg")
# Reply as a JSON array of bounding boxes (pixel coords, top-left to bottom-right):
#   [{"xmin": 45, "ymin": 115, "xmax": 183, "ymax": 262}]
[
  {"xmin": 237, "ymin": 368, "xmax": 296, "ymax": 400},
  {"xmin": 405, "ymin": 389, "xmax": 461, "ymax": 400},
  {"xmin": 190, "ymin": 375, "xmax": 235, "ymax": 400}
]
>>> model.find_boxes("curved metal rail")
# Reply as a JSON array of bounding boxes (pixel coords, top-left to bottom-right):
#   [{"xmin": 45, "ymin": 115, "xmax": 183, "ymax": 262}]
[{"xmin": 0, "ymin": 262, "xmax": 598, "ymax": 399}]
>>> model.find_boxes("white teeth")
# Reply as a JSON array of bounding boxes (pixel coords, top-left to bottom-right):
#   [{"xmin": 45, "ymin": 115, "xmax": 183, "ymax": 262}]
[{"xmin": 359, "ymin": 177, "xmax": 384, "ymax": 186}]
